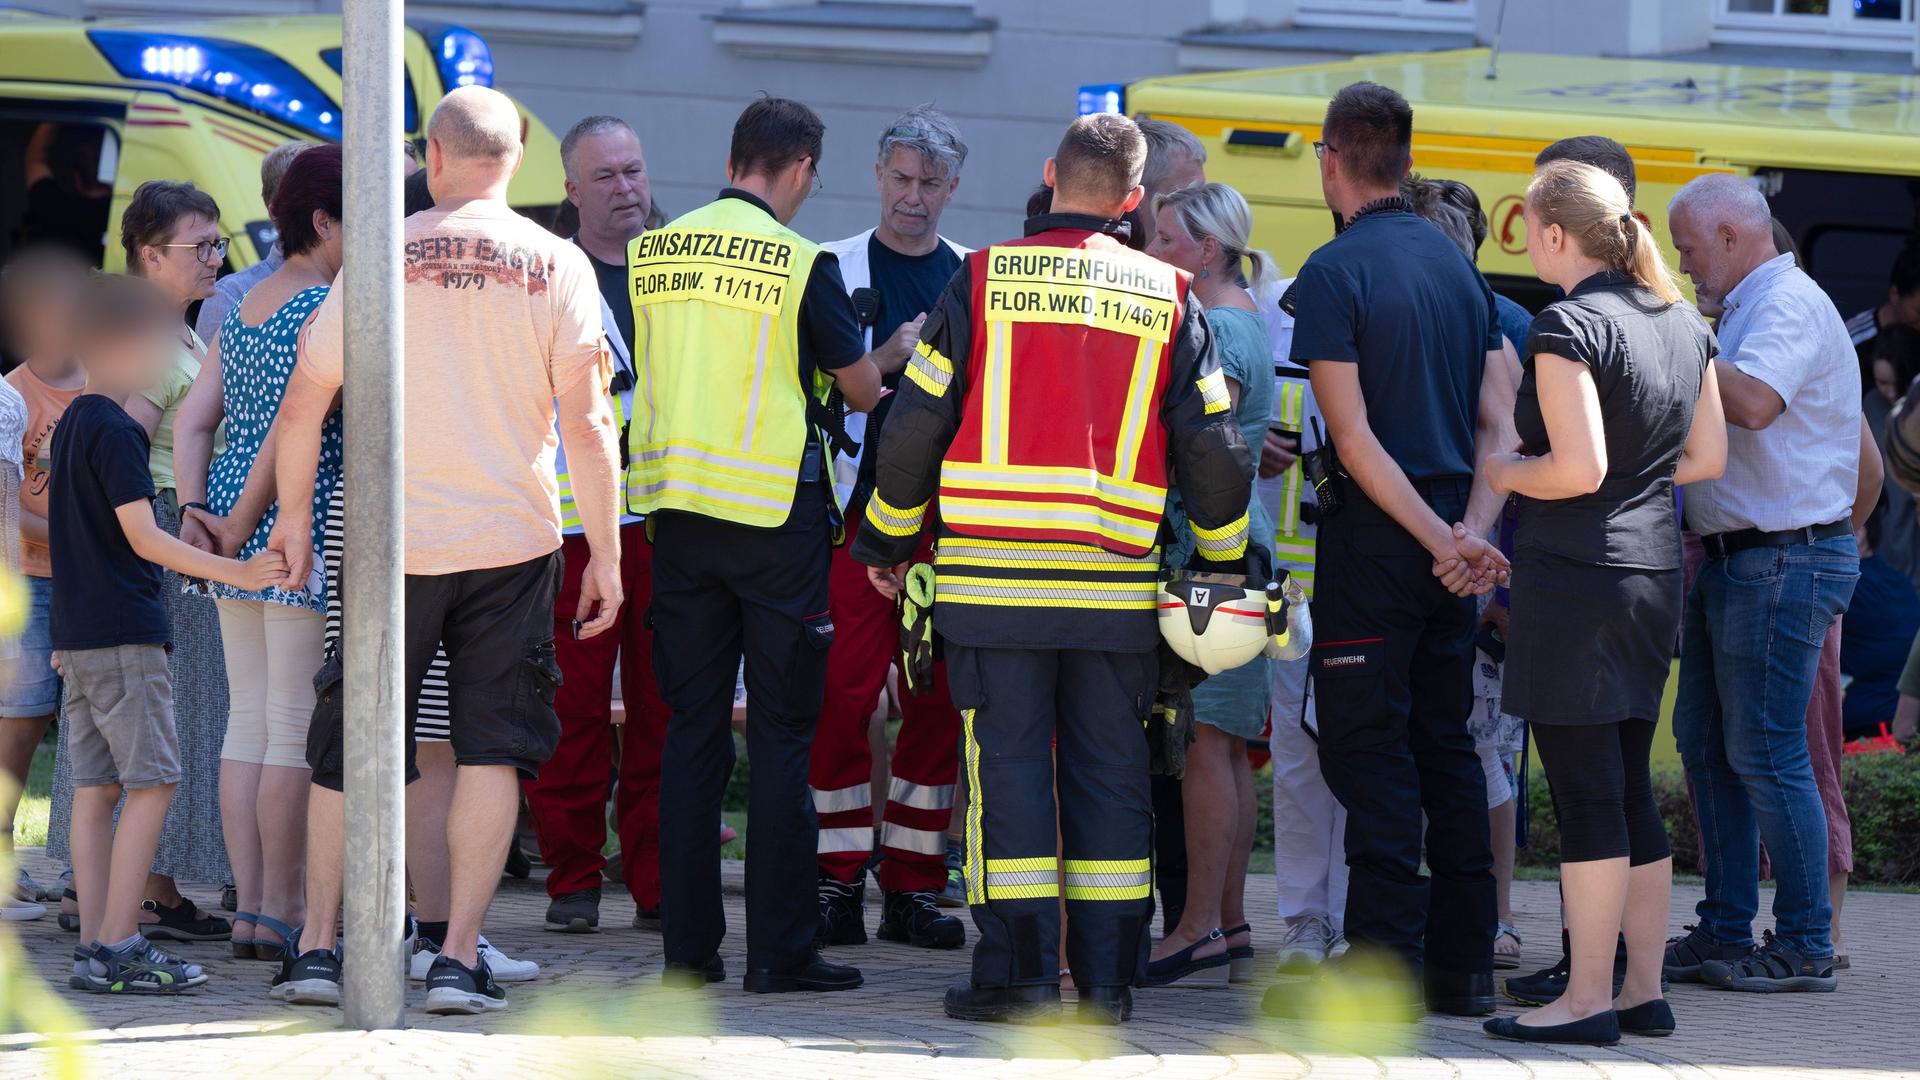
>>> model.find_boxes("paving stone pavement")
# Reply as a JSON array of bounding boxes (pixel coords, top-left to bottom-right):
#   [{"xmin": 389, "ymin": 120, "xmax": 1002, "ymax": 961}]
[{"xmin": 4, "ymin": 845, "xmax": 1916, "ymax": 1078}]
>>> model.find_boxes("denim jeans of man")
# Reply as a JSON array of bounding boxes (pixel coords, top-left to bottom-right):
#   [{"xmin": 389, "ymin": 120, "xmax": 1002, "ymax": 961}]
[{"xmin": 1675, "ymin": 535, "xmax": 1858, "ymax": 958}]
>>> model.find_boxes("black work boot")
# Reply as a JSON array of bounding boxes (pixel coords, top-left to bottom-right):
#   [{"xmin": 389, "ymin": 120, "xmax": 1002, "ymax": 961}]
[
  {"xmin": 815, "ymin": 871, "xmax": 867, "ymax": 947},
  {"xmin": 943, "ymin": 981, "xmax": 1062, "ymax": 1024},
  {"xmin": 1076, "ymin": 985, "xmax": 1132, "ymax": 1025},
  {"xmin": 877, "ymin": 890, "xmax": 965, "ymax": 949}
]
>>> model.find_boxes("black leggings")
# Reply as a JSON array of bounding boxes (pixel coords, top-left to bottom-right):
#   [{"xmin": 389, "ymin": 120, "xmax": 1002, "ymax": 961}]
[{"xmin": 1532, "ymin": 719, "xmax": 1671, "ymax": 866}]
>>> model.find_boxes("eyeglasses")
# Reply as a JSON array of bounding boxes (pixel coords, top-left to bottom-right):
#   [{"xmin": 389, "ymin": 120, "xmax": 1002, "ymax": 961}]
[
  {"xmin": 1312, "ymin": 140, "xmax": 1337, "ymax": 160},
  {"xmin": 157, "ymin": 237, "xmax": 230, "ymax": 263},
  {"xmin": 809, "ymin": 160, "xmax": 824, "ymax": 198}
]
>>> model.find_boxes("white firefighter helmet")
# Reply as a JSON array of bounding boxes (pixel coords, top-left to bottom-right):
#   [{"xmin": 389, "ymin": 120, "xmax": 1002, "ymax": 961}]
[{"xmin": 1159, "ymin": 574, "xmax": 1272, "ymax": 675}]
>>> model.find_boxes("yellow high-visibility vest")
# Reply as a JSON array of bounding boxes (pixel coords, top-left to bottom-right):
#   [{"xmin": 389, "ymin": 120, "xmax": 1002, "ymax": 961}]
[{"xmin": 625, "ymin": 196, "xmax": 825, "ymax": 527}]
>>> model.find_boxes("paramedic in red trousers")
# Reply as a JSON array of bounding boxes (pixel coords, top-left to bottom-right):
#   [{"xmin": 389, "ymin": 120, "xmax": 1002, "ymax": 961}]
[
  {"xmin": 522, "ymin": 115, "xmax": 673, "ymax": 936},
  {"xmin": 855, "ymin": 113, "xmax": 1256, "ymax": 1025},
  {"xmin": 811, "ymin": 105, "xmax": 972, "ymax": 951}
]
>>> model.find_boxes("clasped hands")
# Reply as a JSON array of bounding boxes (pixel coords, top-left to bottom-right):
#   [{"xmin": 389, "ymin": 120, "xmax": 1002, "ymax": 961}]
[{"xmin": 1430, "ymin": 522, "xmax": 1510, "ymax": 597}]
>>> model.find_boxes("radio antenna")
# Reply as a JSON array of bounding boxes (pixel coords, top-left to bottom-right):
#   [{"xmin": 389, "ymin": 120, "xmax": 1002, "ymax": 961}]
[{"xmin": 1487, "ymin": 0, "xmax": 1511, "ymax": 80}]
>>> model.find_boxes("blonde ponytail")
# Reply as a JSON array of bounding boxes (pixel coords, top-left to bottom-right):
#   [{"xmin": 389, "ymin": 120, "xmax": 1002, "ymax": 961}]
[
  {"xmin": 1244, "ymin": 247, "xmax": 1278, "ymax": 294},
  {"xmin": 1623, "ymin": 213, "xmax": 1684, "ymax": 304},
  {"xmin": 1528, "ymin": 160, "xmax": 1684, "ymax": 305},
  {"xmin": 1154, "ymin": 182, "xmax": 1277, "ymax": 293}
]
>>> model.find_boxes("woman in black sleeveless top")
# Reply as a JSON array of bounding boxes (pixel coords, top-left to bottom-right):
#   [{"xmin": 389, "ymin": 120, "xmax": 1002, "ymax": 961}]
[{"xmin": 1481, "ymin": 161, "xmax": 1725, "ymax": 1046}]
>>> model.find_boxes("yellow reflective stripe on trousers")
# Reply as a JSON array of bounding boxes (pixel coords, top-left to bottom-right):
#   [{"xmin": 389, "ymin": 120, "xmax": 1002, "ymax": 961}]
[
  {"xmin": 1192, "ymin": 511, "xmax": 1250, "ymax": 559},
  {"xmin": 963, "ymin": 709, "xmax": 985, "ymax": 905},
  {"xmin": 865, "ymin": 492, "xmax": 928, "ymax": 538},
  {"xmin": 904, "ymin": 341, "xmax": 954, "ymax": 398},
  {"xmin": 1062, "ymin": 858, "xmax": 1151, "ymax": 901},
  {"xmin": 984, "ymin": 856, "xmax": 1059, "ymax": 900},
  {"xmin": 1112, "ymin": 335, "xmax": 1159, "ymax": 483}
]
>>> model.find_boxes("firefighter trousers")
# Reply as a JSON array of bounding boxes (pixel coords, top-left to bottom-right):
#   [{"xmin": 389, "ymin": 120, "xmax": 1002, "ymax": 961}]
[
  {"xmin": 650, "ymin": 486, "xmax": 834, "ymax": 973},
  {"xmin": 1309, "ymin": 484, "xmax": 1494, "ymax": 979},
  {"xmin": 809, "ymin": 520, "xmax": 961, "ymax": 892},
  {"xmin": 945, "ymin": 643, "xmax": 1156, "ymax": 991}
]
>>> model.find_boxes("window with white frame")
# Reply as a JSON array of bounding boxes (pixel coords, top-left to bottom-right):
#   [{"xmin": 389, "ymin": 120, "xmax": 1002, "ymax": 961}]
[
  {"xmin": 1715, "ymin": 0, "xmax": 1916, "ymax": 52},
  {"xmin": 1296, "ymin": 0, "xmax": 1474, "ymax": 33}
]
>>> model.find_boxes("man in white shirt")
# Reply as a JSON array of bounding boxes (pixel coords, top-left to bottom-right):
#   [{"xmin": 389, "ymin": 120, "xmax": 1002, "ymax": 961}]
[{"xmin": 1665, "ymin": 174, "xmax": 1859, "ymax": 994}]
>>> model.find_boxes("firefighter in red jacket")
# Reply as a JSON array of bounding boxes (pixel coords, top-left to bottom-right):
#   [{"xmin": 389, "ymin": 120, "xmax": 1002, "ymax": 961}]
[{"xmin": 852, "ymin": 114, "xmax": 1255, "ymax": 1025}]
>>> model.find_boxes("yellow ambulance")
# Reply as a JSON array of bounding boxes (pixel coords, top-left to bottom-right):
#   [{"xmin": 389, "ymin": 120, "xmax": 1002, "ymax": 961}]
[
  {"xmin": 0, "ymin": 10, "xmax": 566, "ymax": 273},
  {"xmin": 1093, "ymin": 49, "xmax": 1920, "ymax": 311}
]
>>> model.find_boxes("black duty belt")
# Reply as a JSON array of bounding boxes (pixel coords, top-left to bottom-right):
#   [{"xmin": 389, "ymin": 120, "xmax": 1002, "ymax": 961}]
[{"xmin": 1700, "ymin": 520, "xmax": 1850, "ymax": 561}]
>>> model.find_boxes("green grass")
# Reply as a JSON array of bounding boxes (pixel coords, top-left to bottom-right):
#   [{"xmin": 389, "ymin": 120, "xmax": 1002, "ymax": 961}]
[{"xmin": 9, "ymin": 739, "xmax": 52, "ymax": 850}]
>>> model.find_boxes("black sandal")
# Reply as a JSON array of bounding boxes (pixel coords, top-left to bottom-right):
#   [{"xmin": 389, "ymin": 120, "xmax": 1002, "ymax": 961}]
[
  {"xmin": 1140, "ymin": 928, "xmax": 1230, "ymax": 987},
  {"xmin": 1223, "ymin": 923, "xmax": 1256, "ymax": 984},
  {"xmin": 58, "ymin": 888, "xmax": 79, "ymax": 933},
  {"xmin": 139, "ymin": 896, "xmax": 233, "ymax": 942}
]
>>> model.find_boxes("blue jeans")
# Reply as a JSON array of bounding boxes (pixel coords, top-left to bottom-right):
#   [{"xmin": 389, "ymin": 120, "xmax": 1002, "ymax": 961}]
[{"xmin": 1675, "ymin": 534, "xmax": 1857, "ymax": 957}]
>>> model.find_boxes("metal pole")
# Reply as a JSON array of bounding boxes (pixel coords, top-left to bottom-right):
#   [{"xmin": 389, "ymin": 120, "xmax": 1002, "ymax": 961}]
[{"xmin": 340, "ymin": 0, "xmax": 407, "ymax": 1030}]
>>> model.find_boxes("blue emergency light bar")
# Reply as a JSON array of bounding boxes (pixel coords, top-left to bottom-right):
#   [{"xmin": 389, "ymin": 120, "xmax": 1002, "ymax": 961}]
[{"xmin": 1077, "ymin": 83, "xmax": 1126, "ymax": 116}]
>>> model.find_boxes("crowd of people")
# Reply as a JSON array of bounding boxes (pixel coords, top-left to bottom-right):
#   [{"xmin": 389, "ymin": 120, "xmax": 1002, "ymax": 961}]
[{"xmin": 0, "ymin": 74, "xmax": 1914, "ymax": 1043}]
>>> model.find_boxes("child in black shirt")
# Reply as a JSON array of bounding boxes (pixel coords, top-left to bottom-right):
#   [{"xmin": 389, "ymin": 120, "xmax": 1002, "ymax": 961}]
[{"xmin": 50, "ymin": 273, "xmax": 284, "ymax": 993}]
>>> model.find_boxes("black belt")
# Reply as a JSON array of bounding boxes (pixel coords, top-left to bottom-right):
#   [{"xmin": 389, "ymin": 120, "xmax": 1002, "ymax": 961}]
[{"xmin": 1700, "ymin": 520, "xmax": 1850, "ymax": 561}]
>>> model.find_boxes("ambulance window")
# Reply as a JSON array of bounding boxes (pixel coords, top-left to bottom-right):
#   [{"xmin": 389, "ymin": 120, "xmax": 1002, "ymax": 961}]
[{"xmin": 2, "ymin": 118, "xmax": 118, "ymax": 269}]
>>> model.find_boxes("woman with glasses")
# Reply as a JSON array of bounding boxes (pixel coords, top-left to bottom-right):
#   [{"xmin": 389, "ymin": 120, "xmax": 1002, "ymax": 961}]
[
  {"xmin": 174, "ymin": 146, "xmax": 345, "ymax": 962},
  {"xmin": 42, "ymin": 180, "xmax": 238, "ymax": 944}
]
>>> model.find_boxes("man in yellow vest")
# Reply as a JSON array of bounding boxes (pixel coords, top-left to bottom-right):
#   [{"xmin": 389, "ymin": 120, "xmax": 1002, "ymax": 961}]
[
  {"xmin": 854, "ymin": 114, "xmax": 1256, "ymax": 1024},
  {"xmin": 629, "ymin": 96, "xmax": 881, "ymax": 992}
]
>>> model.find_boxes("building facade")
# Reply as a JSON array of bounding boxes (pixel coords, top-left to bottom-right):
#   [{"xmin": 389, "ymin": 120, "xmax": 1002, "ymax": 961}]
[{"xmin": 46, "ymin": 0, "xmax": 1920, "ymax": 244}]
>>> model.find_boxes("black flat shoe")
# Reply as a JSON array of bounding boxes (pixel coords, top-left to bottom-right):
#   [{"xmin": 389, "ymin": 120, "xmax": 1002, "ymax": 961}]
[
  {"xmin": 1140, "ymin": 928, "xmax": 1230, "ymax": 987},
  {"xmin": 742, "ymin": 951, "xmax": 862, "ymax": 993},
  {"xmin": 943, "ymin": 981, "xmax": 1061, "ymax": 1024},
  {"xmin": 1484, "ymin": 1012, "xmax": 1621, "ymax": 1046},
  {"xmin": 1615, "ymin": 998, "xmax": 1675, "ymax": 1036},
  {"xmin": 1075, "ymin": 985, "xmax": 1132, "ymax": 1025},
  {"xmin": 662, "ymin": 955, "xmax": 725, "ymax": 988}
]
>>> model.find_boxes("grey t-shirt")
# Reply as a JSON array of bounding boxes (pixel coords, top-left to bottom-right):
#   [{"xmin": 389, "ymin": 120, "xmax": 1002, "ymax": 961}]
[{"xmin": 1516, "ymin": 271, "xmax": 1717, "ymax": 569}]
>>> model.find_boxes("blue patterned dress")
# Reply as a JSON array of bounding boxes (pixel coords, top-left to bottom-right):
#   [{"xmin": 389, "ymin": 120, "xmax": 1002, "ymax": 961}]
[{"xmin": 204, "ymin": 284, "xmax": 341, "ymax": 610}]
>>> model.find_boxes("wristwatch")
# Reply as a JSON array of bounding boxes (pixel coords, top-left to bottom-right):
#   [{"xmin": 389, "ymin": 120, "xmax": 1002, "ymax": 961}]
[{"xmin": 182, "ymin": 501, "xmax": 212, "ymax": 514}]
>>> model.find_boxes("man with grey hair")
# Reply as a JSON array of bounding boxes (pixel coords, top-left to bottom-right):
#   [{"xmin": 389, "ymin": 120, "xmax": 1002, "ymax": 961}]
[
  {"xmin": 810, "ymin": 104, "xmax": 971, "ymax": 952},
  {"xmin": 191, "ymin": 140, "xmax": 316, "ymax": 341},
  {"xmin": 1137, "ymin": 118, "xmax": 1206, "ymax": 205},
  {"xmin": 520, "ymin": 113, "xmax": 670, "ymax": 940},
  {"xmin": 1664, "ymin": 172, "xmax": 1859, "ymax": 994}
]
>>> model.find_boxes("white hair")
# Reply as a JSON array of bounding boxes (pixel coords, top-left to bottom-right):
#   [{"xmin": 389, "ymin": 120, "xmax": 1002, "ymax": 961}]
[
  {"xmin": 1668, "ymin": 174, "xmax": 1771, "ymax": 236},
  {"xmin": 877, "ymin": 104, "xmax": 967, "ymax": 178}
]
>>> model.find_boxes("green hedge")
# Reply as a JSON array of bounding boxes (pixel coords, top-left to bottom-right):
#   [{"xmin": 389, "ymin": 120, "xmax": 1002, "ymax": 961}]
[{"xmin": 1520, "ymin": 745, "xmax": 1920, "ymax": 886}]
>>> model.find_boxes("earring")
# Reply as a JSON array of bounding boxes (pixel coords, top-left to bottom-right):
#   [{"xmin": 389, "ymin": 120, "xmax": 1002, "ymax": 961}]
[{"xmin": 1200, "ymin": 268, "xmax": 1210, "ymax": 279}]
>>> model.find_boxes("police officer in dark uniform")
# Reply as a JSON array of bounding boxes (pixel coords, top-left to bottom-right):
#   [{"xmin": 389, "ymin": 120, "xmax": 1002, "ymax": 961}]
[
  {"xmin": 853, "ymin": 114, "xmax": 1255, "ymax": 1024},
  {"xmin": 628, "ymin": 97, "xmax": 883, "ymax": 992},
  {"xmin": 1259, "ymin": 81, "xmax": 1513, "ymax": 1021}
]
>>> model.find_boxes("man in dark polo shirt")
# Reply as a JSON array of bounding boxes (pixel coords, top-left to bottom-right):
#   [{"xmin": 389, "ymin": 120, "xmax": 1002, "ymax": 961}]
[{"xmin": 1261, "ymin": 81, "xmax": 1512, "ymax": 1022}]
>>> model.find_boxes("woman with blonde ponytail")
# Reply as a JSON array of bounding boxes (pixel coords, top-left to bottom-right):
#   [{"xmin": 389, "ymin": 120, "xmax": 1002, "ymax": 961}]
[
  {"xmin": 1480, "ymin": 159, "xmax": 1726, "ymax": 1046},
  {"xmin": 1141, "ymin": 181, "xmax": 1278, "ymax": 987}
]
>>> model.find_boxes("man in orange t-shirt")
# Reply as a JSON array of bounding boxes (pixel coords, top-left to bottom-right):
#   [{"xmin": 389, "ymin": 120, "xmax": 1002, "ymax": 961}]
[{"xmin": 264, "ymin": 86, "xmax": 624, "ymax": 1015}]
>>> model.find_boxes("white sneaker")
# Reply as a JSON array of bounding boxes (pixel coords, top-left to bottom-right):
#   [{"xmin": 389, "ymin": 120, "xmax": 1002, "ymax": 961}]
[
  {"xmin": 1328, "ymin": 931, "xmax": 1350, "ymax": 961},
  {"xmin": 409, "ymin": 935, "xmax": 539, "ymax": 983},
  {"xmin": 1, "ymin": 897, "xmax": 47, "ymax": 921},
  {"xmin": 1274, "ymin": 914, "xmax": 1333, "ymax": 974}
]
